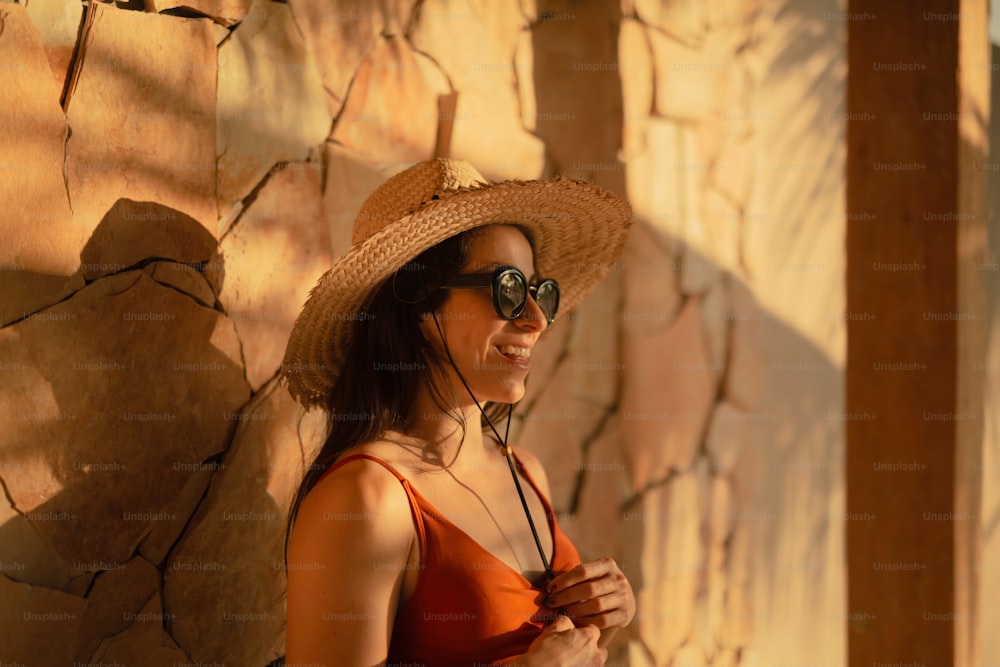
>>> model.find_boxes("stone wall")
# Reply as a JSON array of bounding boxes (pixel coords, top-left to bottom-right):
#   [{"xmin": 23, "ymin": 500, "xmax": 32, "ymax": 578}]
[{"xmin": 0, "ymin": 1, "xmax": 850, "ymax": 665}]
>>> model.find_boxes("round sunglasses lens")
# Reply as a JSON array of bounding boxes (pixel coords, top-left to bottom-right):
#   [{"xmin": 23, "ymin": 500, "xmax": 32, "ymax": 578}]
[
  {"xmin": 496, "ymin": 270, "xmax": 526, "ymax": 318},
  {"xmin": 535, "ymin": 281, "xmax": 559, "ymax": 321}
]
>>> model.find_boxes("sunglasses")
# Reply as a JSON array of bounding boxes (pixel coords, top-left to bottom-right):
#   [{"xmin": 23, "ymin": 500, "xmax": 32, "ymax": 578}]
[{"xmin": 440, "ymin": 265, "xmax": 560, "ymax": 324}]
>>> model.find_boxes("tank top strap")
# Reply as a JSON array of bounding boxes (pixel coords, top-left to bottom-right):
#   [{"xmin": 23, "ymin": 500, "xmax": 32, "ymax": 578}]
[
  {"xmin": 324, "ymin": 453, "xmax": 428, "ymax": 564},
  {"xmin": 329, "ymin": 453, "xmax": 409, "ymax": 481}
]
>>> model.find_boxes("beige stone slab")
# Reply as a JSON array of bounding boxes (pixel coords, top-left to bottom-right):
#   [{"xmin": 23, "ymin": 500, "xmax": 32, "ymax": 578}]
[
  {"xmin": 163, "ymin": 381, "xmax": 325, "ymax": 665},
  {"xmin": 719, "ymin": 522, "xmax": 751, "ymax": 648},
  {"xmin": 65, "ymin": 3, "xmax": 216, "ymax": 235},
  {"xmin": 680, "ymin": 242, "xmax": 723, "ymax": 296},
  {"xmin": 562, "ymin": 421, "xmax": 628, "ymax": 562},
  {"xmin": 624, "ymin": 118, "xmax": 683, "ymax": 243},
  {"xmin": 704, "ymin": 402, "xmax": 761, "ymax": 477},
  {"xmin": 676, "ymin": 125, "xmax": 725, "ymax": 296},
  {"xmin": 701, "ymin": 188, "xmax": 744, "ymax": 273},
  {"xmin": 24, "ymin": 0, "xmax": 84, "ymax": 93},
  {"xmin": 514, "ymin": 29, "xmax": 536, "ymax": 132},
  {"xmin": 700, "ymin": 275, "xmax": 729, "ymax": 385},
  {"xmin": 622, "ymin": 220, "xmax": 682, "ymax": 337},
  {"xmin": 627, "ymin": 638, "xmax": 657, "ymax": 667},
  {"xmin": 212, "ymin": 22, "xmax": 230, "ymax": 44},
  {"xmin": 514, "ymin": 361, "xmax": 589, "ymax": 512},
  {"xmin": 0, "ymin": 573, "xmax": 87, "ymax": 666},
  {"xmin": 220, "ymin": 160, "xmax": 331, "ymax": 389},
  {"xmin": 410, "ymin": 0, "xmax": 542, "ymax": 179},
  {"xmin": 713, "ymin": 648, "xmax": 739, "ymax": 667},
  {"xmin": 322, "ymin": 143, "xmax": 395, "ymax": 259},
  {"xmin": 410, "ymin": 0, "xmax": 525, "ymax": 94},
  {"xmin": 77, "ymin": 199, "xmax": 223, "ymax": 289},
  {"xmin": 649, "ymin": 29, "xmax": 730, "ymax": 122},
  {"xmin": 0, "ymin": 271, "xmax": 250, "ymax": 565},
  {"xmin": 706, "ymin": 474, "xmax": 731, "ymax": 554},
  {"xmin": 565, "ymin": 269, "xmax": 622, "ymax": 409},
  {"xmin": 673, "ymin": 642, "xmax": 709, "ymax": 667},
  {"xmin": 145, "ymin": 0, "xmax": 252, "ymax": 26},
  {"xmin": 216, "ymin": 0, "xmax": 331, "ymax": 225},
  {"xmin": 634, "ymin": 0, "xmax": 705, "ymax": 46},
  {"xmin": 144, "ymin": 260, "xmax": 217, "ymax": 308},
  {"xmin": 75, "ymin": 556, "xmax": 160, "ymax": 664},
  {"xmin": 330, "ymin": 35, "xmax": 439, "ymax": 165},
  {"xmin": 0, "ymin": 3, "xmax": 77, "ymax": 326},
  {"xmin": 739, "ymin": 5, "xmax": 844, "ymax": 359},
  {"xmin": 723, "ymin": 277, "xmax": 766, "ymax": 410},
  {"xmin": 450, "ymin": 90, "xmax": 547, "ymax": 181},
  {"xmin": 619, "ymin": 19, "xmax": 654, "ymax": 157},
  {"xmin": 0, "ymin": 490, "xmax": 76, "ymax": 592},
  {"xmin": 90, "ymin": 594, "xmax": 190, "ymax": 665},
  {"xmin": 518, "ymin": 307, "xmax": 571, "ymax": 407},
  {"xmin": 137, "ymin": 465, "xmax": 216, "ymax": 566},
  {"xmin": 624, "ymin": 472, "xmax": 704, "ymax": 665},
  {"xmin": 620, "ymin": 297, "xmax": 716, "ymax": 490},
  {"xmin": 287, "ymin": 0, "xmax": 417, "ymax": 111}
]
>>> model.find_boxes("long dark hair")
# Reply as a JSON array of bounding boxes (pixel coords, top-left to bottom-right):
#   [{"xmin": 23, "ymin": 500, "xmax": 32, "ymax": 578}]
[{"xmin": 285, "ymin": 227, "xmax": 513, "ymax": 556}]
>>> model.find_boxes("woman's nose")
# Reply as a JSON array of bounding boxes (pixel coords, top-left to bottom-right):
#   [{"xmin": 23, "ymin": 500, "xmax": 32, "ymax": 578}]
[{"xmin": 515, "ymin": 293, "xmax": 548, "ymax": 332}]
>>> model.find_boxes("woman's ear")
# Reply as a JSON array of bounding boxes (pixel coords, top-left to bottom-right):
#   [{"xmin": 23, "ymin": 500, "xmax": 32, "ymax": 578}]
[{"xmin": 417, "ymin": 310, "xmax": 440, "ymax": 346}]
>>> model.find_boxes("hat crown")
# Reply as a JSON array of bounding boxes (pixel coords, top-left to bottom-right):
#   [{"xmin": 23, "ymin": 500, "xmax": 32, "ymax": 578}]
[{"xmin": 352, "ymin": 158, "xmax": 488, "ymax": 245}]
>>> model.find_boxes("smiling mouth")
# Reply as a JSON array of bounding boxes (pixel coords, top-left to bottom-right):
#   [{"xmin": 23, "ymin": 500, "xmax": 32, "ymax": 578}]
[{"xmin": 496, "ymin": 345, "xmax": 531, "ymax": 362}]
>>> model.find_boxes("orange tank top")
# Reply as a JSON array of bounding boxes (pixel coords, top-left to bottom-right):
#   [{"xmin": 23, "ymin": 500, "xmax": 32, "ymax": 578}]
[{"xmin": 324, "ymin": 453, "xmax": 582, "ymax": 666}]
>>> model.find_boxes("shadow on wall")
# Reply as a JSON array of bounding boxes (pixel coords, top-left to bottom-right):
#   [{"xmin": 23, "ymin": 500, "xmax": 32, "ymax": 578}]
[{"xmin": 0, "ymin": 198, "xmax": 270, "ymax": 664}]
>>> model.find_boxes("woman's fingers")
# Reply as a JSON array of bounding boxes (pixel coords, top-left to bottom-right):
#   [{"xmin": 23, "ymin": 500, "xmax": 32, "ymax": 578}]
[{"xmin": 545, "ymin": 558, "xmax": 636, "ymax": 631}]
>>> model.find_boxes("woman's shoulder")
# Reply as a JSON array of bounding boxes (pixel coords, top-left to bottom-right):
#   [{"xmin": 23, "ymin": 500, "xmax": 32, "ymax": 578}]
[
  {"xmin": 512, "ymin": 446, "xmax": 552, "ymax": 501},
  {"xmin": 484, "ymin": 430, "xmax": 553, "ymax": 502},
  {"xmin": 293, "ymin": 442, "xmax": 415, "ymax": 544}
]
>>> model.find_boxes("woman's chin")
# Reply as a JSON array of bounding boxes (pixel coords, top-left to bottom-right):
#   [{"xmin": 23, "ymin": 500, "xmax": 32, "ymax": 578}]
[{"xmin": 478, "ymin": 380, "xmax": 527, "ymax": 406}]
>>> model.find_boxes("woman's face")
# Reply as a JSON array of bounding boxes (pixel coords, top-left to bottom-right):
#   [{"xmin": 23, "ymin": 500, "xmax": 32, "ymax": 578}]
[{"xmin": 420, "ymin": 225, "xmax": 550, "ymax": 406}]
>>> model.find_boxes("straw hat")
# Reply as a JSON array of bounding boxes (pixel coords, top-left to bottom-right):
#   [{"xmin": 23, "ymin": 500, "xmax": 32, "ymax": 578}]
[{"xmin": 281, "ymin": 158, "xmax": 632, "ymax": 408}]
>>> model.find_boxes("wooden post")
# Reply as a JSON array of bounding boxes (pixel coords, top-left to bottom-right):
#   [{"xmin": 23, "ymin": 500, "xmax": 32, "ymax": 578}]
[{"xmin": 846, "ymin": 1, "xmax": 987, "ymax": 665}]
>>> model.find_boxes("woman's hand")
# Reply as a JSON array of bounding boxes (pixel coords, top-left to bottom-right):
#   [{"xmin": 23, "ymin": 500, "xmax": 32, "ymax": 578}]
[
  {"xmin": 518, "ymin": 614, "xmax": 606, "ymax": 667},
  {"xmin": 545, "ymin": 558, "xmax": 636, "ymax": 645}
]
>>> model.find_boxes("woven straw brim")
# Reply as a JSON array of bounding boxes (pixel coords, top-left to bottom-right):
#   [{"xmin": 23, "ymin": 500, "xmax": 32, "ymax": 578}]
[{"xmin": 281, "ymin": 177, "xmax": 632, "ymax": 408}]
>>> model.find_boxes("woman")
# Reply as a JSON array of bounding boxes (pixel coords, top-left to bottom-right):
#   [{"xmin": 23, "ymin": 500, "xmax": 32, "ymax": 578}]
[{"xmin": 282, "ymin": 159, "xmax": 634, "ymax": 666}]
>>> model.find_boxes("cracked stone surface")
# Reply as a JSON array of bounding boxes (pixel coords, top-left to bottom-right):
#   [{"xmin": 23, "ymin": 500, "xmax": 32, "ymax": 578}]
[
  {"xmin": 164, "ymin": 381, "xmax": 325, "ymax": 665},
  {"xmin": 0, "ymin": 271, "xmax": 250, "ymax": 565},
  {"xmin": 78, "ymin": 199, "xmax": 223, "ymax": 288},
  {"xmin": 145, "ymin": 0, "xmax": 253, "ymax": 26},
  {"xmin": 65, "ymin": 3, "xmax": 217, "ymax": 236},
  {"xmin": 89, "ymin": 592, "xmax": 190, "ymax": 665},
  {"xmin": 330, "ymin": 35, "xmax": 442, "ymax": 164},
  {"xmin": 75, "ymin": 556, "xmax": 160, "ymax": 664},
  {"xmin": 0, "ymin": 3, "xmax": 76, "ymax": 327},
  {"xmin": 1, "ymin": 572, "xmax": 87, "ymax": 666},
  {"xmin": 561, "ymin": 420, "xmax": 627, "ymax": 562},
  {"xmin": 622, "ymin": 220, "xmax": 682, "ymax": 337},
  {"xmin": 633, "ymin": 0, "xmax": 707, "ymax": 48},
  {"xmin": 620, "ymin": 297, "xmax": 716, "ymax": 490},
  {"xmin": 216, "ymin": 0, "xmax": 331, "ymax": 223},
  {"xmin": 625, "ymin": 118, "xmax": 685, "ymax": 246},
  {"xmin": 624, "ymin": 471, "xmax": 705, "ymax": 666},
  {"xmin": 286, "ymin": 0, "xmax": 417, "ymax": 112},
  {"xmin": 220, "ymin": 160, "xmax": 331, "ymax": 389},
  {"xmin": 0, "ymin": 487, "xmax": 80, "ymax": 593},
  {"xmin": 410, "ymin": 0, "xmax": 544, "ymax": 179},
  {"xmin": 321, "ymin": 143, "xmax": 393, "ymax": 260},
  {"xmin": 23, "ymin": 0, "xmax": 84, "ymax": 93}
]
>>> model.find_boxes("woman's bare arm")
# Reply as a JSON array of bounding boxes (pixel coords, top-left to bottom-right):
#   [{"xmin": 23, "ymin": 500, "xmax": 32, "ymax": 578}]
[{"xmin": 285, "ymin": 459, "xmax": 415, "ymax": 667}]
